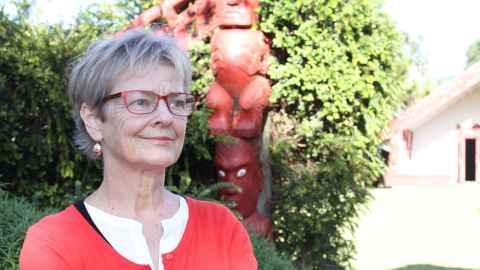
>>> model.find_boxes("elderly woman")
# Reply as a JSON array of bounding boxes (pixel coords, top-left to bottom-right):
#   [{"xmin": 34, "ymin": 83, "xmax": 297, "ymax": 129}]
[{"xmin": 19, "ymin": 29, "xmax": 257, "ymax": 270}]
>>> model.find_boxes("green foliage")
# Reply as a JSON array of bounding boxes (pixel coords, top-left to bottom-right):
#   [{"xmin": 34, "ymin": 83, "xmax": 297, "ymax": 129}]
[
  {"xmin": 400, "ymin": 34, "xmax": 437, "ymax": 106},
  {"xmin": 0, "ymin": 189, "xmax": 53, "ymax": 270},
  {"xmin": 259, "ymin": 0, "xmax": 409, "ymax": 268},
  {"xmin": 250, "ymin": 232, "xmax": 296, "ymax": 270},
  {"xmin": 270, "ymin": 125, "xmax": 373, "ymax": 269},
  {"xmin": 260, "ymin": 0, "xmax": 408, "ymax": 141},
  {"xmin": 0, "ymin": 1, "xmax": 130, "ymax": 208},
  {"xmin": 466, "ymin": 39, "xmax": 480, "ymax": 67},
  {"xmin": 0, "ymin": 5, "xmax": 96, "ymax": 207},
  {"xmin": 115, "ymin": 0, "xmax": 157, "ymax": 22}
]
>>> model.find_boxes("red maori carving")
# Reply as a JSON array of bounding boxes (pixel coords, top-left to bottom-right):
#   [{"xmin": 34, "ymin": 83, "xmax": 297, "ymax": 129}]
[
  {"xmin": 207, "ymin": 29, "xmax": 271, "ymax": 138},
  {"xmin": 215, "ymin": 138, "xmax": 272, "ymax": 238},
  {"xmin": 213, "ymin": 0, "xmax": 260, "ymax": 28},
  {"xmin": 127, "ymin": 0, "xmax": 272, "ymax": 238}
]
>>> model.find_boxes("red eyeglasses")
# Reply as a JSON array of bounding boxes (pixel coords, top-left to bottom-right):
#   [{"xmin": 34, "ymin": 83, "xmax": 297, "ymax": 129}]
[{"xmin": 102, "ymin": 90, "xmax": 195, "ymax": 116}]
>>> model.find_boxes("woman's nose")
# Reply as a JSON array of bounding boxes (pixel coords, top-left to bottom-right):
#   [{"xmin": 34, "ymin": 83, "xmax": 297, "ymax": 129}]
[{"xmin": 151, "ymin": 99, "xmax": 174, "ymax": 126}]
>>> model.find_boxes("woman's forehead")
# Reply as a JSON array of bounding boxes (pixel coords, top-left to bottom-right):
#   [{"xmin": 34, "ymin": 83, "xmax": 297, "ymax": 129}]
[{"xmin": 113, "ymin": 66, "xmax": 184, "ymax": 92}]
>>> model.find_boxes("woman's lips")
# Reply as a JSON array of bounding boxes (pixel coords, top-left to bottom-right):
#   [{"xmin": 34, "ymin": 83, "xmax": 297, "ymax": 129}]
[
  {"xmin": 150, "ymin": 136, "xmax": 174, "ymax": 141},
  {"xmin": 143, "ymin": 136, "xmax": 175, "ymax": 143}
]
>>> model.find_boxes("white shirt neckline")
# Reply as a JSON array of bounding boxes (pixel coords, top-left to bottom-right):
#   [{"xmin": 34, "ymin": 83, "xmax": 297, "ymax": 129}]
[{"xmin": 84, "ymin": 195, "xmax": 189, "ymax": 270}]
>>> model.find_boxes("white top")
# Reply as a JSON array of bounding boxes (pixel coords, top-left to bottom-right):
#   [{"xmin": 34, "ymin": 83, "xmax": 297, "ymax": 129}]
[{"xmin": 84, "ymin": 195, "xmax": 189, "ymax": 270}]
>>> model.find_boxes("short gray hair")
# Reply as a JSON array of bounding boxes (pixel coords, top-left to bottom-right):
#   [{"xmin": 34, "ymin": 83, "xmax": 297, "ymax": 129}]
[{"xmin": 68, "ymin": 28, "xmax": 192, "ymax": 160}]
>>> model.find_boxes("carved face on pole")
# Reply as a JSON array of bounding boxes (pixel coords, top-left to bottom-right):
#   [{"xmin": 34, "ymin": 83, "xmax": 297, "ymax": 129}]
[
  {"xmin": 214, "ymin": 0, "xmax": 259, "ymax": 28},
  {"xmin": 215, "ymin": 138, "xmax": 263, "ymax": 217}
]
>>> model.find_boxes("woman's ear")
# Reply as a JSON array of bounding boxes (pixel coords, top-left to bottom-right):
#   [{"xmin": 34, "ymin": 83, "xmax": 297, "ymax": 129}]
[{"xmin": 80, "ymin": 103, "xmax": 103, "ymax": 141}]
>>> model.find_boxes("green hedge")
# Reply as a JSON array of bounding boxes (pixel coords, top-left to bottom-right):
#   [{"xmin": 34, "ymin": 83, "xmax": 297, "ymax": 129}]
[{"xmin": 0, "ymin": 3, "xmax": 114, "ymax": 207}]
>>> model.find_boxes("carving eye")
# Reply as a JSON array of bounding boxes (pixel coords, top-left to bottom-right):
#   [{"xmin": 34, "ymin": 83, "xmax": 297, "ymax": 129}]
[
  {"xmin": 218, "ymin": 170, "xmax": 226, "ymax": 177},
  {"xmin": 236, "ymin": 168, "xmax": 247, "ymax": 178}
]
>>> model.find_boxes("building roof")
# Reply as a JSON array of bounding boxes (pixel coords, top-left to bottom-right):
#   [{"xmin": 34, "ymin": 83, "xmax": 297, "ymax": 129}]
[{"xmin": 390, "ymin": 61, "xmax": 480, "ymax": 134}]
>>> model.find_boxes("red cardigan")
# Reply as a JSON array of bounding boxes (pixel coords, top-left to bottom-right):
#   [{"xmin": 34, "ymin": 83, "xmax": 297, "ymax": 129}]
[{"xmin": 20, "ymin": 197, "xmax": 257, "ymax": 270}]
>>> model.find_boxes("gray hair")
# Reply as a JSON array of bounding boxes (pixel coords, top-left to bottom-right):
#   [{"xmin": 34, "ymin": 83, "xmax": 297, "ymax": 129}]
[{"xmin": 68, "ymin": 28, "xmax": 192, "ymax": 160}]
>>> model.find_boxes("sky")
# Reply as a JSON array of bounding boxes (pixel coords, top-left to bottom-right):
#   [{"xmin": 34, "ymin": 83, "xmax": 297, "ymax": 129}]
[
  {"xmin": 383, "ymin": 0, "xmax": 480, "ymax": 81},
  {"xmin": 6, "ymin": 0, "xmax": 480, "ymax": 82},
  {"xmin": 27, "ymin": 0, "xmax": 114, "ymax": 24}
]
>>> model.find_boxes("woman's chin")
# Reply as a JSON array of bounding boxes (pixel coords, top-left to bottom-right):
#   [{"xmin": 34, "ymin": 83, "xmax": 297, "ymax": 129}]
[
  {"xmin": 106, "ymin": 147, "xmax": 181, "ymax": 171},
  {"xmin": 141, "ymin": 157, "xmax": 177, "ymax": 170},
  {"xmin": 122, "ymin": 154, "xmax": 178, "ymax": 171}
]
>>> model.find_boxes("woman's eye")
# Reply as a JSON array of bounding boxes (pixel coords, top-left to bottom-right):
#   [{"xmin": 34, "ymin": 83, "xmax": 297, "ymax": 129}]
[
  {"xmin": 172, "ymin": 100, "xmax": 186, "ymax": 108},
  {"xmin": 218, "ymin": 170, "xmax": 226, "ymax": 177},
  {"xmin": 130, "ymin": 99, "xmax": 150, "ymax": 107}
]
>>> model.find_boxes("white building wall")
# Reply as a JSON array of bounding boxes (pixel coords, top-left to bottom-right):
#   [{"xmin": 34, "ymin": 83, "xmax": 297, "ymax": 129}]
[{"xmin": 395, "ymin": 89, "xmax": 480, "ymax": 177}]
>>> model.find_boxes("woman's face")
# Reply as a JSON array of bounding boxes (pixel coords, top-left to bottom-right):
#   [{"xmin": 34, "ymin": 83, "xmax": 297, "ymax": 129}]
[{"xmin": 98, "ymin": 65, "xmax": 188, "ymax": 170}]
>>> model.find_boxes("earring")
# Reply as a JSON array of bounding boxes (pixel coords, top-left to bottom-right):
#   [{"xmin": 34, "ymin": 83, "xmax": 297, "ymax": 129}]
[{"xmin": 93, "ymin": 142, "xmax": 102, "ymax": 157}]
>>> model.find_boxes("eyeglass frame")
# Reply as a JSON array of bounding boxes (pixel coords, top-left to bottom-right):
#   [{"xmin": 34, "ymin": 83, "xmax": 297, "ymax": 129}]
[{"xmin": 101, "ymin": 90, "xmax": 196, "ymax": 116}]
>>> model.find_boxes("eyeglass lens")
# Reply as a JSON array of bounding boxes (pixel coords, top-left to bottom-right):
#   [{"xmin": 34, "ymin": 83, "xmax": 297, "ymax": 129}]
[{"xmin": 125, "ymin": 91, "xmax": 194, "ymax": 116}]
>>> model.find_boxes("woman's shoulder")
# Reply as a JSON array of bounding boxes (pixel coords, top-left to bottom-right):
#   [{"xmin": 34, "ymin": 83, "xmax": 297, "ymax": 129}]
[
  {"xmin": 20, "ymin": 205, "xmax": 96, "ymax": 269},
  {"xmin": 26, "ymin": 205, "xmax": 83, "ymax": 241},
  {"xmin": 184, "ymin": 196, "xmax": 240, "ymax": 225},
  {"xmin": 180, "ymin": 196, "xmax": 257, "ymax": 269},
  {"xmin": 184, "ymin": 196, "xmax": 226, "ymax": 209},
  {"xmin": 185, "ymin": 196, "xmax": 232, "ymax": 214}
]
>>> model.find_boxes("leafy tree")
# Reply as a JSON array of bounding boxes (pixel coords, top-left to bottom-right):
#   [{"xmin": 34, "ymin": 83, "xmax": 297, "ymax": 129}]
[
  {"xmin": 259, "ymin": 0, "xmax": 410, "ymax": 268},
  {"xmin": 466, "ymin": 39, "xmax": 480, "ymax": 67}
]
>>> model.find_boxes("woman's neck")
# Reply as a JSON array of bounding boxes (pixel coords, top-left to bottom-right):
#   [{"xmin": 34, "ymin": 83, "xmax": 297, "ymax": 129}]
[{"xmin": 86, "ymin": 158, "xmax": 177, "ymax": 220}]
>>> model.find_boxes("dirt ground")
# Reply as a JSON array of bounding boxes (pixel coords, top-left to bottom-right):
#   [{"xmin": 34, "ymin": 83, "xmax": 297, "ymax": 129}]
[{"xmin": 354, "ymin": 184, "xmax": 480, "ymax": 270}]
